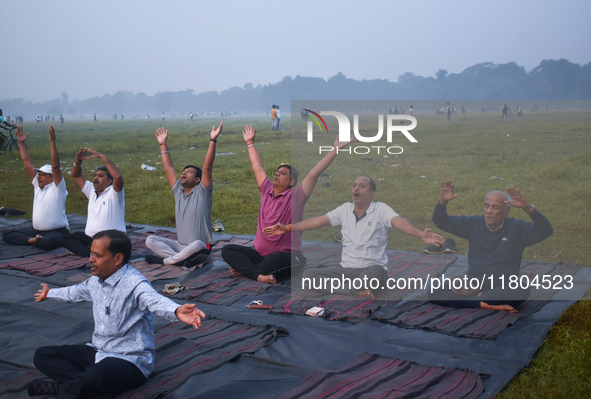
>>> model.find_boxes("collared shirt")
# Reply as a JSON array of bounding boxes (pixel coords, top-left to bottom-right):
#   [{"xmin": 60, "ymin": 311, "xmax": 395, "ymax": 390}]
[
  {"xmin": 253, "ymin": 178, "xmax": 309, "ymax": 256},
  {"xmin": 81, "ymin": 181, "xmax": 126, "ymax": 236},
  {"xmin": 326, "ymin": 201, "xmax": 399, "ymax": 269},
  {"xmin": 47, "ymin": 265, "xmax": 180, "ymax": 377}
]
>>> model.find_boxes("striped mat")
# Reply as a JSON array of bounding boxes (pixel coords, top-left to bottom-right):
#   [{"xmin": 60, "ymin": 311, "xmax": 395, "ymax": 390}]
[
  {"xmin": 374, "ymin": 261, "xmax": 582, "ymax": 339},
  {"xmin": 0, "ymin": 318, "xmax": 286, "ymax": 399},
  {"xmin": 0, "ymin": 252, "xmax": 88, "ymax": 276},
  {"xmin": 171, "ymin": 269, "xmax": 272, "ymax": 306},
  {"xmin": 276, "ymin": 352, "xmax": 484, "ymax": 399},
  {"xmin": 270, "ymin": 252, "xmax": 456, "ymax": 323},
  {"xmin": 162, "ymin": 236, "xmax": 274, "ymax": 305}
]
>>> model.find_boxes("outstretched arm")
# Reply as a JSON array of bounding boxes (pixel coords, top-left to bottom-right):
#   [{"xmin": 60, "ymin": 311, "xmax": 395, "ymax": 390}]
[
  {"xmin": 34, "ymin": 283, "xmax": 50, "ymax": 302},
  {"xmin": 201, "ymin": 121, "xmax": 223, "ymax": 188},
  {"xmin": 242, "ymin": 125, "xmax": 267, "ymax": 187},
  {"xmin": 439, "ymin": 180, "xmax": 458, "ymax": 206},
  {"xmin": 263, "ymin": 215, "xmax": 331, "ymax": 237},
  {"xmin": 175, "ymin": 303, "xmax": 206, "ymax": 329},
  {"xmin": 155, "ymin": 127, "xmax": 178, "ymax": 188},
  {"xmin": 86, "ymin": 148, "xmax": 124, "ymax": 192},
  {"xmin": 48, "ymin": 126, "xmax": 63, "ymax": 185},
  {"xmin": 15, "ymin": 126, "xmax": 36, "ymax": 180},
  {"xmin": 300, "ymin": 135, "xmax": 354, "ymax": 196},
  {"xmin": 391, "ymin": 217, "xmax": 445, "ymax": 245}
]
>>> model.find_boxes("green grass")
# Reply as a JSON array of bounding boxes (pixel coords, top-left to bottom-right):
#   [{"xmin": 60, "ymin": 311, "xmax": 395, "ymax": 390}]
[{"xmin": 1, "ymin": 110, "xmax": 590, "ymax": 397}]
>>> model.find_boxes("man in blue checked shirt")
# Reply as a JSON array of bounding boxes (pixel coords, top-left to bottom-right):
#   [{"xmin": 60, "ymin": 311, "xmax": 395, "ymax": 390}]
[{"xmin": 30, "ymin": 229, "xmax": 205, "ymax": 398}]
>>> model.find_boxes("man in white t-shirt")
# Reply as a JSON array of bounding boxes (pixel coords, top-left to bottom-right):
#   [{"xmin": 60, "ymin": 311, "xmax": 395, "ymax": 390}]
[
  {"xmin": 264, "ymin": 176, "xmax": 444, "ymax": 299},
  {"xmin": 2, "ymin": 125, "xmax": 69, "ymax": 250},
  {"xmin": 61, "ymin": 148, "xmax": 125, "ymax": 257}
]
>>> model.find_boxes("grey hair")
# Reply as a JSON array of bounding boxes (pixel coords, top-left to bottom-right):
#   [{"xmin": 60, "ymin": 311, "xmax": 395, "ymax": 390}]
[{"xmin": 485, "ymin": 191, "xmax": 511, "ymax": 209}]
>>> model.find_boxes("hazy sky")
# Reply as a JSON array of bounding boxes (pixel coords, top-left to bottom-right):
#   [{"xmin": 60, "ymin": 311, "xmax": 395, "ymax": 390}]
[{"xmin": 3, "ymin": 0, "xmax": 590, "ymax": 103}]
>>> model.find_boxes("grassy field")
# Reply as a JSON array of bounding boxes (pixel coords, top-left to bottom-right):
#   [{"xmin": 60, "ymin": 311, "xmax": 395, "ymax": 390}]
[{"xmin": 1, "ymin": 109, "xmax": 590, "ymax": 397}]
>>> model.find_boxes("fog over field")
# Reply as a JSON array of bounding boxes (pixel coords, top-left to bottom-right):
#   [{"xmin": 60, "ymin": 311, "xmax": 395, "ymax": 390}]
[{"xmin": 2, "ymin": 0, "xmax": 590, "ymax": 104}]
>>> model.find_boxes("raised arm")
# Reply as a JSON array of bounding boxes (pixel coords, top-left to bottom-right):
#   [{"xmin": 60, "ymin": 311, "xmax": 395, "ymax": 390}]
[
  {"xmin": 439, "ymin": 180, "xmax": 458, "ymax": 206},
  {"xmin": 262, "ymin": 215, "xmax": 331, "ymax": 237},
  {"xmin": 242, "ymin": 125, "xmax": 268, "ymax": 187},
  {"xmin": 155, "ymin": 127, "xmax": 179, "ymax": 188},
  {"xmin": 71, "ymin": 147, "xmax": 89, "ymax": 190},
  {"xmin": 505, "ymin": 186, "xmax": 535, "ymax": 214},
  {"xmin": 201, "ymin": 121, "xmax": 223, "ymax": 188},
  {"xmin": 15, "ymin": 126, "xmax": 36, "ymax": 180},
  {"xmin": 505, "ymin": 186, "xmax": 553, "ymax": 242},
  {"xmin": 86, "ymin": 148, "xmax": 124, "ymax": 192},
  {"xmin": 300, "ymin": 135, "xmax": 354, "ymax": 196},
  {"xmin": 391, "ymin": 217, "xmax": 445, "ymax": 245},
  {"xmin": 48, "ymin": 126, "xmax": 63, "ymax": 185}
]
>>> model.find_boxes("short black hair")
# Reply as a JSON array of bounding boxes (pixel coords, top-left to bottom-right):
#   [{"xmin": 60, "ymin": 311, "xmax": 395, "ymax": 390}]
[
  {"xmin": 183, "ymin": 165, "xmax": 202, "ymax": 179},
  {"xmin": 278, "ymin": 164, "xmax": 298, "ymax": 187},
  {"xmin": 93, "ymin": 229, "xmax": 131, "ymax": 265},
  {"xmin": 96, "ymin": 165, "xmax": 113, "ymax": 181}
]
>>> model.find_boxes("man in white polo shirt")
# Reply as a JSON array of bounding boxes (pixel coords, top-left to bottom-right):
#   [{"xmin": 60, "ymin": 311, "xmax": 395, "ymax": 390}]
[
  {"xmin": 61, "ymin": 147, "xmax": 125, "ymax": 257},
  {"xmin": 2, "ymin": 125, "xmax": 69, "ymax": 250},
  {"xmin": 264, "ymin": 176, "xmax": 444, "ymax": 299}
]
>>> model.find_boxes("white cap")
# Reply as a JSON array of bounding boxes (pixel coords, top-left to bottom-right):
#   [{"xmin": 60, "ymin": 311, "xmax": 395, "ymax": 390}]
[{"xmin": 33, "ymin": 164, "xmax": 53, "ymax": 174}]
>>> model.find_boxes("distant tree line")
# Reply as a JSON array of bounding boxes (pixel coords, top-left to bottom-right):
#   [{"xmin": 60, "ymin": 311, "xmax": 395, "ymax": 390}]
[{"xmin": 2, "ymin": 59, "xmax": 590, "ymax": 118}]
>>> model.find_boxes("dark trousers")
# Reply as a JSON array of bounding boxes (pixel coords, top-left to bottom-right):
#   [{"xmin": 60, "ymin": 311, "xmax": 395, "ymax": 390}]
[
  {"xmin": 61, "ymin": 231, "xmax": 93, "ymax": 258},
  {"xmin": 301, "ymin": 264, "xmax": 388, "ymax": 296},
  {"xmin": 2, "ymin": 226, "xmax": 68, "ymax": 250},
  {"xmin": 428, "ymin": 283, "xmax": 530, "ymax": 309},
  {"xmin": 34, "ymin": 344, "xmax": 147, "ymax": 399},
  {"xmin": 221, "ymin": 244, "xmax": 304, "ymax": 281}
]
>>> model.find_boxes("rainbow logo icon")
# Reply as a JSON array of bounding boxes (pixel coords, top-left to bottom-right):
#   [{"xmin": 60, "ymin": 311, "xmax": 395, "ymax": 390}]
[{"xmin": 301, "ymin": 109, "xmax": 329, "ymax": 133}]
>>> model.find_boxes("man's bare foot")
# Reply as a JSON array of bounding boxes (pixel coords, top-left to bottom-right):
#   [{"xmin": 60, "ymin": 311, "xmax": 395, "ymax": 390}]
[
  {"xmin": 229, "ymin": 267, "xmax": 242, "ymax": 277},
  {"xmin": 28, "ymin": 234, "xmax": 43, "ymax": 245},
  {"xmin": 257, "ymin": 274, "xmax": 277, "ymax": 285},
  {"xmin": 480, "ymin": 301, "xmax": 518, "ymax": 313},
  {"xmin": 358, "ymin": 289, "xmax": 375, "ymax": 299}
]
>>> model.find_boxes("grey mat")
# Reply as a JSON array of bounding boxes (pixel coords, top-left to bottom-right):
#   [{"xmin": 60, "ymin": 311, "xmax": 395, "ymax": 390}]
[{"xmin": 0, "ymin": 216, "xmax": 589, "ymax": 398}]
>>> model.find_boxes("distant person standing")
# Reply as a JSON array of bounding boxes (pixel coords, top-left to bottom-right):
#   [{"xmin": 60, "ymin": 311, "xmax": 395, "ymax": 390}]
[
  {"xmin": 502, "ymin": 104, "xmax": 509, "ymax": 121},
  {"xmin": 94, "ymin": 113, "xmax": 97, "ymax": 122},
  {"xmin": 446, "ymin": 103, "xmax": 451, "ymax": 124},
  {"xmin": 59, "ymin": 114, "xmax": 64, "ymax": 125},
  {"xmin": 271, "ymin": 105, "xmax": 278, "ymax": 130},
  {"xmin": 275, "ymin": 105, "xmax": 281, "ymax": 131},
  {"xmin": 409, "ymin": 105, "xmax": 414, "ymax": 117}
]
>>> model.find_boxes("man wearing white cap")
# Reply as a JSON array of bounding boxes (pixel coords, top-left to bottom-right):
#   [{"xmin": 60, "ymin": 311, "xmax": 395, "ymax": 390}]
[{"xmin": 2, "ymin": 126, "xmax": 69, "ymax": 250}]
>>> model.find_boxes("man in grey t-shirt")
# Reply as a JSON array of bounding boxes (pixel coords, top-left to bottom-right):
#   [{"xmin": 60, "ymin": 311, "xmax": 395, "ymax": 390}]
[{"xmin": 145, "ymin": 122, "xmax": 223, "ymax": 266}]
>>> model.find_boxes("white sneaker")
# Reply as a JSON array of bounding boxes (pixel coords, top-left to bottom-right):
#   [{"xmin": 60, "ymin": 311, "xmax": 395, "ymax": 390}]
[{"xmin": 213, "ymin": 219, "xmax": 225, "ymax": 232}]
